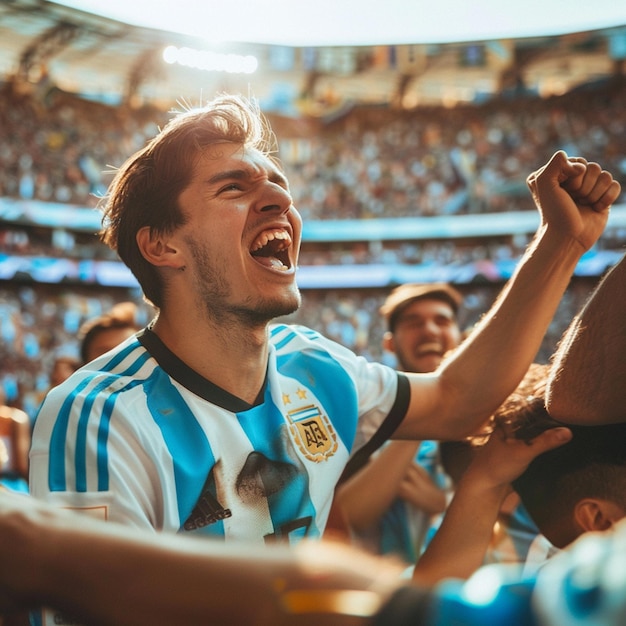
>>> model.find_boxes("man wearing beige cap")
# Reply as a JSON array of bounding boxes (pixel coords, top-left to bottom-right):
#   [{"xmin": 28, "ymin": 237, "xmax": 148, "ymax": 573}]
[
  {"xmin": 336, "ymin": 283, "xmax": 465, "ymax": 564},
  {"xmin": 379, "ymin": 283, "xmax": 464, "ymax": 374},
  {"xmin": 337, "ymin": 282, "xmax": 539, "ymax": 566}
]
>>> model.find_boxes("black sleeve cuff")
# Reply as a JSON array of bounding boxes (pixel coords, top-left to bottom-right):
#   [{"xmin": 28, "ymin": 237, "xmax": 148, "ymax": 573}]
[{"xmin": 339, "ymin": 372, "xmax": 411, "ymax": 482}]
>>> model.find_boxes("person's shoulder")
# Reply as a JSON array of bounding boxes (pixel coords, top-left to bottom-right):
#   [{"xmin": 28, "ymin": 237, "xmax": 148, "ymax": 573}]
[
  {"xmin": 80, "ymin": 334, "xmax": 151, "ymax": 375},
  {"xmin": 0, "ymin": 403, "xmax": 29, "ymax": 423},
  {"xmin": 43, "ymin": 340, "xmax": 151, "ymax": 402}
]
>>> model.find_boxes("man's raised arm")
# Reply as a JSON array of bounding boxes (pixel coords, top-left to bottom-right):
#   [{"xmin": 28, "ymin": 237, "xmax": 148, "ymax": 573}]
[{"xmin": 396, "ymin": 152, "xmax": 621, "ymax": 441}]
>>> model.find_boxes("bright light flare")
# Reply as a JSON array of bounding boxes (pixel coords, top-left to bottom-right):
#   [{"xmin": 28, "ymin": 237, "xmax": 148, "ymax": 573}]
[{"xmin": 162, "ymin": 45, "xmax": 258, "ymax": 74}]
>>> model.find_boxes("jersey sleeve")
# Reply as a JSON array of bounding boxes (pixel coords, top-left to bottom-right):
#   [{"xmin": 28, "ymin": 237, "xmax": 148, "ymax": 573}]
[{"xmin": 29, "ymin": 372, "xmax": 164, "ymax": 530}]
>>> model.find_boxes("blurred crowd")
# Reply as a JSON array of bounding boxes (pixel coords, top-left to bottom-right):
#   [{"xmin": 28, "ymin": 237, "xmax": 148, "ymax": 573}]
[
  {"xmin": 1, "ymin": 76, "xmax": 624, "ymax": 221},
  {"xmin": 285, "ymin": 77, "xmax": 626, "ymax": 221}
]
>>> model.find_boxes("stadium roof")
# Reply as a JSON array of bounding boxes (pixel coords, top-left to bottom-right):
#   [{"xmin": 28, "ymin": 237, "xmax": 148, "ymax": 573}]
[
  {"xmin": 1, "ymin": 1, "xmax": 624, "ymax": 110},
  {"xmin": 52, "ymin": 0, "xmax": 626, "ymax": 47}
]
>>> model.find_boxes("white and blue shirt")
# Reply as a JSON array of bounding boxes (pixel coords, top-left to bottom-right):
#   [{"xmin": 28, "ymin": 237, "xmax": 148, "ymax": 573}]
[{"xmin": 30, "ymin": 323, "xmax": 409, "ymax": 544}]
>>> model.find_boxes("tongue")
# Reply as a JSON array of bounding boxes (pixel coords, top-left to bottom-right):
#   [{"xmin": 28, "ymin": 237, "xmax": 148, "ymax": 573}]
[{"xmin": 253, "ymin": 255, "xmax": 286, "ymax": 270}]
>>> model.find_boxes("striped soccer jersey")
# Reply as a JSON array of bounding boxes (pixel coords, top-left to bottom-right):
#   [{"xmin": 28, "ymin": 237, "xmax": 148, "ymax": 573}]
[{"xmin": 30, "ymin": 323, "xmax": 409, "ymax": 544}]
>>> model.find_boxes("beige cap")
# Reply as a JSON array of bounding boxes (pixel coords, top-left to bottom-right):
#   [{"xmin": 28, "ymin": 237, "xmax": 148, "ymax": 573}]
[{"xmin": 380, "ymin": 283, "xmax": 463, "ymax": 331}]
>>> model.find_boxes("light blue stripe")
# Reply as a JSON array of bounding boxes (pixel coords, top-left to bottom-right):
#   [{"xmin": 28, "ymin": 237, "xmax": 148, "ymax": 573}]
[
  {"xmin": 94, "ymin": 375, "xmax": 147, "ymax": 491},
  {"xmin": 295, "ymin": 327, "xmax": 321, "ymax": 341},
  {"xmin": 47, "ymin": 342, "xmax": 147, "ymax": 492},
  {"xmin": 49, "ymin": 376, "xmax": 94, "ymax": 491},
  {"xmin": 143, "ymin": 368, "xmax": 217, "ymax": 530},
  {"xmin": 276, "ymin": 347, "xmax": 358, "ymax": 453},
  {"xmin": 290, "ymin": 406, "xmax": 322, "ymax": 421},
  {"xmin": 75, "ymin": 351, "xmax": 150, "ymax": 491},
  {"xmin": 271, "ymin": 327, "xmax": 297, "ymax": 351}
]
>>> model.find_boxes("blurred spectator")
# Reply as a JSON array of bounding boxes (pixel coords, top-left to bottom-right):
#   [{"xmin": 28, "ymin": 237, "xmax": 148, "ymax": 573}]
[
  {"xmin": 0, "ymin": 387, "xmax": 30, "ymax": 493},
  {"xmin": 48, "ymin": 354, "xmax": 81, "ymax": 389},
  {"xmin": 336, "ymin": 284, "xmax": 465, "ymax": 565},
  {"xmin": 78, "ymin": 301, "xmax": 144, "ymax": 364}
]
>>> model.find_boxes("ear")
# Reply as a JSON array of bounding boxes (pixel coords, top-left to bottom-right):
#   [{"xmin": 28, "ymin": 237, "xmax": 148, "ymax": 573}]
[
  {"xmin": 574, "ymin": 498, "xmax": 625, "ymax": 533},
  {"xmin": 382, "ymin": 331, "xmax": 395, "ymax": 354},
  {"xmin": 136, "ymin": 226, "xmax": 185, "ymax": 269}
]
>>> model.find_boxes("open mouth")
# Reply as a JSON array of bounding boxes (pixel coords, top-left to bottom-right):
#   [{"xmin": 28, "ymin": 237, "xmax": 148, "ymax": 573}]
[
  {"xmin": 416, "ymin": 342, "xmax": 444, "ymax": 357},
  {"xmin": 250, "ymin": 228, "xmax": 293, "ymax": 271}
]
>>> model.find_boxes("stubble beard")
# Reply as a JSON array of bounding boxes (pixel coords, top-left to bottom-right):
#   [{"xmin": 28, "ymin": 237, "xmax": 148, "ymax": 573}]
[{"xmin": 188, "ymin": 238, "xmax": 301, "ymax": 328}]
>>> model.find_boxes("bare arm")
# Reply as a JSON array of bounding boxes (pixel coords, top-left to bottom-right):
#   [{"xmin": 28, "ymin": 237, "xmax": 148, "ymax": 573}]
[
  {"xmin": 395, "ymin": 152, "xmax": 621, "ymax": 441},
  {"xmin": 336, "ymin": 441, "xmax": 445, "ymax": 532},
  {"xmin": 0, "ymin": 491, "xmax": 404, "ymax": 626},
  {"xmin": 412, "ymin": 425, "xmax": 572, "ymax": 586},
  {"xmin": 0, "ymin": 406, "xmax": 30, "ymax": 480},
  {"xmin": 547, "ymin": 251, "xmax": 626, "ymax": 425}
]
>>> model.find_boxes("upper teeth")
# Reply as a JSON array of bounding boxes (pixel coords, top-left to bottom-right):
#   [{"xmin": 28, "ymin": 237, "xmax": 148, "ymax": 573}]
[
  {"xmin": 417, "ymin": 343, "xmax": 443, "ymax": 355},
  {"xmin": 252, "ymin": 230, "xmax": 291, "ymax": 252}
]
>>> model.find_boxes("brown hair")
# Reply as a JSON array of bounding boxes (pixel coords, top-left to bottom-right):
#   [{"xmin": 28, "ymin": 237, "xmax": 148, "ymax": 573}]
[
  {"xmin": 98, "ymin": 95, "xmax": 278, "ymax": 308},
  {"xmin": 78, "ymin": 302, "xmax": 141, "ymax": 364}
]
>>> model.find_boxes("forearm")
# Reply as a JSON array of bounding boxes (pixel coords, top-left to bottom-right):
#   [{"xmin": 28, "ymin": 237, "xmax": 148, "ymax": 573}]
[
  {"xmin": 411, "ymin": 422, "xmax": 572, "ymax": 586},
  {"xmin": 426, "ymin": 226, "xmax": 585, "ymax": 439},
  {"xmin": 48, "ymin": 538, "xmax": 400, "ymax": 626},
  {"xmin": 2, "ymin": 496, "xmax": 404, "ymax": 626},
  {"xmin": 336, "ymin": 442, "xmax": 420, "ymax": 530},
  {"xmin": 0, "ymin": 500, "xmax": 283, "ymax": 624},
  {"xmin": 46, "ymin": 534, "xmax": 287, "ymax": 625},
  {"xmin": 412, "ymin": 473, "xmax": 508, "ymax": 585}
]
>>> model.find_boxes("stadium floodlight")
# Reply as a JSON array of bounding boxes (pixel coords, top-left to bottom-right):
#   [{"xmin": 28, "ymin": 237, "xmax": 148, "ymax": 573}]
[{"xmin": 162, "ymin": 45, "xmax": 258, "ymax": 74}]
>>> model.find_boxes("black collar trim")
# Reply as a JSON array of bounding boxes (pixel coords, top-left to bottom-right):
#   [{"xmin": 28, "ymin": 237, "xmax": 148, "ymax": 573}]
[{"xmin": 137, "ymin": 328, "xmax": 263, "ymax": 412}]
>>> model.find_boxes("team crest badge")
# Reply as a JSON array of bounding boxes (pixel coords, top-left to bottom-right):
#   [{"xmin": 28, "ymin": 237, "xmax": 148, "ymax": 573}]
[{"xmin": 287, "ymin": 404, "xmax": 338, "ymax": 462}]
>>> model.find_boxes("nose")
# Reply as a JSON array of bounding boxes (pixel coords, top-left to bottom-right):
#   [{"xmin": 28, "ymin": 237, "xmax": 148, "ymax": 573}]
[
  {"xmin": 422, "ymin": 319, "xmax": 441, "ymax": 337},
  {"xmin": 258, "ymin": 181, "xmax": 293, "ymax": 214}
]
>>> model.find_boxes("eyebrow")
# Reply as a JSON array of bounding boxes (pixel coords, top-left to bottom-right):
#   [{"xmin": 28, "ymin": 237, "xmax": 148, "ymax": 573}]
[
  {"xmin": 205, "ymin": 169, "xmax": 249, "ymax": 186},
  {"xmin": 399, "ymin": 311, "xmax": 456, "ymax": 321},
  {"xmin": 205, "ymin": 167, "xmax": 289, "ymax": 188}
]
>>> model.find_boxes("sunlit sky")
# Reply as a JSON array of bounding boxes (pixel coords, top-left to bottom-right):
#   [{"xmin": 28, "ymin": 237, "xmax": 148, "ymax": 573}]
[{"xmin": 53, "ymin": 0, "xmax": 626, "ymax": 47}]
